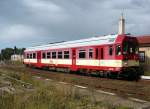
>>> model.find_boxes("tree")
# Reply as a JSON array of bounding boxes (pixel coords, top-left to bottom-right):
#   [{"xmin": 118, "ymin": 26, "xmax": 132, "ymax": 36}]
[
  {"xmin": 1, "ymin": 48, "xmax": 14, "ymax": 60},
  {"xmin": 0, "ymin": 47, "xmax": 26, "ymax": 60}
]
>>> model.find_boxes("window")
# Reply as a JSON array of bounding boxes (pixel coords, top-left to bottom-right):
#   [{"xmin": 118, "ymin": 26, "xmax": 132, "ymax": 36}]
[
  {"xmin": 123, "ymin": 41, "xmax": 128, "ymax": 54},
  {"xmin": 52, "ymin": 52, "xmax": 56, "ymax": 59},
  {"xmin": 129, "ymin": 48, "xmax": 133, "ymax": 53},
  {"xmin": 89, "ymin": 49, "xmax": 93, "ymax": 58},
  {"xmin": 79, "ymin": 49, "xmax": 86, "ymax": 59},
  {"xmin": 42, "ymin": 52, "xmax": 46, "ymax": 59},
  {"xmin": 58, "ymin": 51, "xmax": 62, "ymax": 59},
  {"xmin": 116, "ymin": 45, "xmax": 121, "ymax": 55},
  {"xmin": 109, "ymin": 46, "xmax": 113, "ymax": 56},
  {"xmin": 139, "ymin": 51, "xmax": 145, "ymax": 62},
  {"xmin": 33, "ymin": 53, "xmax": 36, "ymax": 59},
  {"xmin": 30, "ymin": 53, "xmax": 32, "ymax": 59},
  {"xmin": 135, "ymin": 47, "xmax": 139, "ymax": 54},
  {"xmin": 123, "ymin": 41, "xmax": 138, "ymax": 55},
  {"xmin": 27, "ymin": 54, "xmax": 29, "ymax": 59},
  {"xmin": 47, "ymin": 52, "xmax": 51, "ymax": 59},
  {"xmin": 64, "ymin": 51, "xmax": 69, "ymax": 59}
]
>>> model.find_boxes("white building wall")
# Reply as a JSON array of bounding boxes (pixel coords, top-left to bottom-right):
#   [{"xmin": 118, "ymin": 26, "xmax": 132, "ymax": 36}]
[{"xmin": 11, "ymin": 55, "xmax": 24, "ymax": 61}]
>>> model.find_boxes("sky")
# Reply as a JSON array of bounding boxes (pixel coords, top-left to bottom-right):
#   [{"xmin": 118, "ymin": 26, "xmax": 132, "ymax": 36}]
[{"xmin": 0, "ymin": 0, "xmax": 150, "ymax": 49}]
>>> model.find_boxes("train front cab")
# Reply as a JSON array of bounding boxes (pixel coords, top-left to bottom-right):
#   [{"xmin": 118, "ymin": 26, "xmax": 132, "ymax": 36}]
[{"xmin": 116, "ymin": 35, "xmax": 143, "ymax": 80}]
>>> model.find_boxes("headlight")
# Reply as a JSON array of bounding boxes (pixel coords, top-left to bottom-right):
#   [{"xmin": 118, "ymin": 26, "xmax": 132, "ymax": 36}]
[{"xmin": 124, "ymin": 62, "xmax": 128, "ymax": 67}]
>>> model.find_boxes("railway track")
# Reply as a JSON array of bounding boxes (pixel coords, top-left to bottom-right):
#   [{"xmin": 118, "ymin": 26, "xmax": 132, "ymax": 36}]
[{"xmin": 27, "ymin": 67, "xmax": 150, "ymax": 101}]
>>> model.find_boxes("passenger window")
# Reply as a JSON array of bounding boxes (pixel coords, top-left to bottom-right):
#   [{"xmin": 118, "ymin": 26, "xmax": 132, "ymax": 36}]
[
  {"xmin": 52, "ymin": 52, "xmax": 56, "ymax": 59},
  {"xmin": 27, "ymin": 54, "xmax": 29, "ymax": 59},
  {"xmin": 116, "ymin": 45, "xmax": 121, "ymax": 55},
  {"xmin": 47, "ymin": 52, "xmax": 51, "ymax": 59},
  {"xmin": 33, "ymin": 53, "xmax": 36, "ymax": 59},
  {"xmin": 58, "ymin": 51, "xmax": 62, "ymax": 59},
  {"xmin": 89, "ymin": 49, "xmax": 93, "ymax": 58},
  {"xmin": 64, "ymin": 51, "xmax": 69, "ymax": 59},
  {"xmin": 30, "ymin": 53, "xmax": 32, "ymax": 59},
  {"xmin": 109, "ymin": 46, "xmax": 113, "ymax": 56},
  {"xmin": 42, "ymin": 52, "xmax": 46, "ymax": 59},
  {"xmin": 79, "ymin": 49, "xmax": 86, "ymax": 59}
]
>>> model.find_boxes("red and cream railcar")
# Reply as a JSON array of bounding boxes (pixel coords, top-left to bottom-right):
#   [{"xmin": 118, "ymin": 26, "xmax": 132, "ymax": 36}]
[{"xmin": 24, "ymin": 34, "xmax": 142, "ymax": 79}]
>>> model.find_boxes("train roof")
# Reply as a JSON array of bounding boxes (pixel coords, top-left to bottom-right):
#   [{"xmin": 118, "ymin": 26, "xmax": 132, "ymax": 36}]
[{"xmin": 25, "ymin": 34, "xmax": 118, "ymax": 52}]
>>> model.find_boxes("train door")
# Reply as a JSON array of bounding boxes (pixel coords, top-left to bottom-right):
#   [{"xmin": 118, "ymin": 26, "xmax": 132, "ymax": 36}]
[
  {"xmin": 72, "ymin": 49, "xmax": 76, "ymax": 71},
  {"xmin": 100, "ymin": 48, "xmax": 104, "ymax": 59},
  {"xmin": 95, "ymin": 48, "xmax": 99, "ymax": 59},
  {"xmin": 95, "ymin": 47, "xmax": 104, "ymax": 60},
  {"xmin": 37, "ymin": 51, "xmax": 41, "ymax": 67},
  {"xmin": 95, "ymin": 47, "xmax": 100, "ymax": 67},
  {"xmin": 97, "ymin": 47, "xmax": 104, "ymax": 67}
]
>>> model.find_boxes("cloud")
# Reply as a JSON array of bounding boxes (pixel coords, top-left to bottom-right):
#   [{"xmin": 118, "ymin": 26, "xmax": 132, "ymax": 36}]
[
  {"xmin": 0, "ymin": 24, "xmax": 37, "ymax": 41},
  {"xmin": 22, "ymin": 0, "xmax": 69, "ymax": 23},
  {"xmin": 0, "ymin": 0, "xmax": 150, "ymax": 49},
  {"xmin": 24, "ymin": 0, "xmax": 61, "ymax": 11},
  {"xmin": 0, "ymin": 24, "xmax": 54, "ymax": 48}
]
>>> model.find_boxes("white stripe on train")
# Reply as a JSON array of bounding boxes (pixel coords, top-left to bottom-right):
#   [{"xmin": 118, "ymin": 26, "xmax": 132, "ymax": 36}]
[{"xmin": 24, "ymin": 59, "xmax": 139, "ymax": 67}]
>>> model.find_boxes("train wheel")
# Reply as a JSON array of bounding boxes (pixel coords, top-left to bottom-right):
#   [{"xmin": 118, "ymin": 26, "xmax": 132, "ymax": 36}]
[{"xmin": 110, "ymin": 72, "xmax": 118, "ymax": 79}]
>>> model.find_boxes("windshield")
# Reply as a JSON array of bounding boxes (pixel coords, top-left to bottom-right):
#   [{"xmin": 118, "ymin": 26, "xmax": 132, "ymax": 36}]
[{"xmin": 123, "ymin": 41, "xmax": 138, "ymax": 55}]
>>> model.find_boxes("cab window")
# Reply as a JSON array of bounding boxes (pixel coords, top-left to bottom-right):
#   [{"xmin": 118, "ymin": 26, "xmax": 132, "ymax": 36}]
[
  {"xmin": 116, "ymin": 45, "xmax": 121, "ymax": 55},
  {"xmin": 123, "ymin": 41, "xmax": 128, "ymax": 54},
  {"xmin": 123, "ymin": 40, "xmax": 138, "ymax": 54}
]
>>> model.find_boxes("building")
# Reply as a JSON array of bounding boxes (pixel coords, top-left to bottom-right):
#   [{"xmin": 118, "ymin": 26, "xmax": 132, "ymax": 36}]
[
  {"xmin": 137, "ymin": 35, "xmax": 150, "ymax": 72},
  {"xmin": 11, "ymin": 54, "xmax": 24, "ymax": 61},
  {"xmin": 118, "ymin": 13, "xmax": 125, "ymax": 35}
]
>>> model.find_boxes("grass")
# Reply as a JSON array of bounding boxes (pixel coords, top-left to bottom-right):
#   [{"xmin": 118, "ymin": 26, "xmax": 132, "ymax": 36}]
[
  {"xmin": 0, "ymin": 83, "xmax": 133, "ymax": 109},
  {"xmin": 0, "ymin": 64, "xmax": 134, "ymax": 109},
  {"xmin": 4, "ymin": 60, "xmax": 24, "ymax": 66},
  {"xmin": 144, "ymin": 71, "xmax": 150, "ymax": 76}
]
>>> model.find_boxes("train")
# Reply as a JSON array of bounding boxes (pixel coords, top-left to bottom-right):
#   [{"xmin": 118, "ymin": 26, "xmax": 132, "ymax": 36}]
[{"xmin": 23, "ymin": 34, "xmax": 144, "ymax": 80}]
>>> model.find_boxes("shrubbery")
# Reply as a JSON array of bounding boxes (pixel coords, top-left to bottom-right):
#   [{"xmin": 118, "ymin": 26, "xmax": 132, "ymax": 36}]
[{"xmin": 0, "ymin": 65, "xmax": 133, "ymax": 109}]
